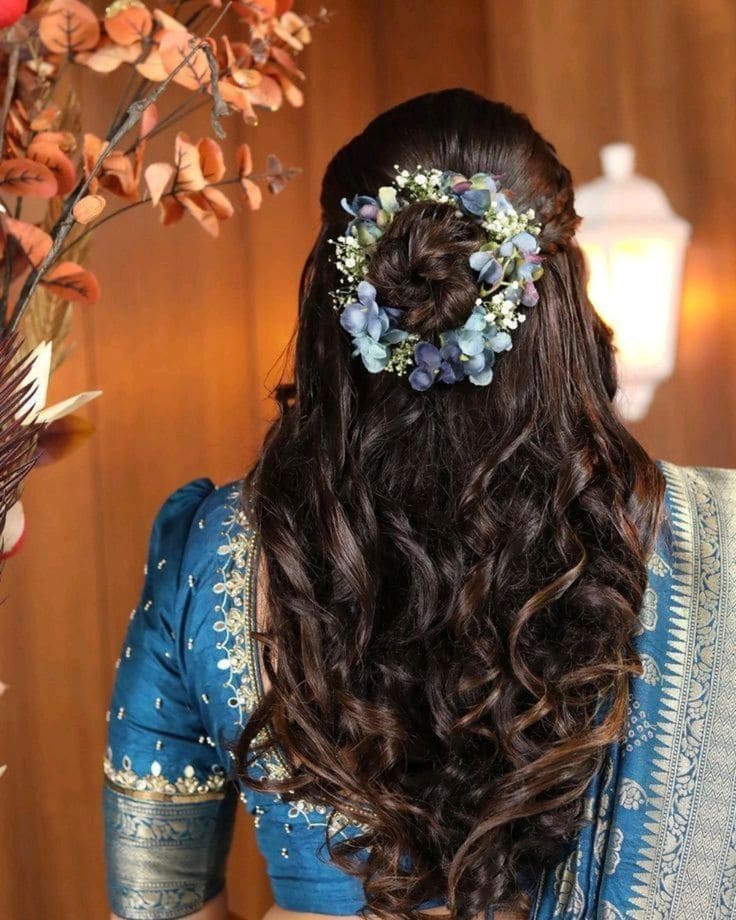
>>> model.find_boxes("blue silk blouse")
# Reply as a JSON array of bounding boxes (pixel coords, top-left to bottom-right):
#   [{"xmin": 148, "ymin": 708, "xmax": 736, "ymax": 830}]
[{"xmin": 103, "ymin": 460, "xmax": 736, "ymax": 919}]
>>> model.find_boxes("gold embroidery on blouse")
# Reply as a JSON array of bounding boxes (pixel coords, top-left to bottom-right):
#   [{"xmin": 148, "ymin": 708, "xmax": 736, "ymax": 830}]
[{"xmin": 103, "ymin": 754, "xmax": 227, "ymax": 802}]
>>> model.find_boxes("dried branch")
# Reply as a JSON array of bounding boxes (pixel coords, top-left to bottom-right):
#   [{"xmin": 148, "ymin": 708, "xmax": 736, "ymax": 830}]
[
  {"xmin": 0, "ymin": 44, "xmax": 20, "ymax": 160},
  {"xmin": 3, "ymin": 9, "xmax": 233, "ymax": 338}
]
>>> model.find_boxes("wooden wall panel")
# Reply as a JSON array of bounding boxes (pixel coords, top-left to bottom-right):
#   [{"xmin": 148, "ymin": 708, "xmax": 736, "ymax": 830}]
[
  {"xmin": 0, "ymin": 1, "xmax": 734, "ymax": 917},
  {"xmin": 485, "ymin": 0, "xmax": 736, "ymax": 466}
]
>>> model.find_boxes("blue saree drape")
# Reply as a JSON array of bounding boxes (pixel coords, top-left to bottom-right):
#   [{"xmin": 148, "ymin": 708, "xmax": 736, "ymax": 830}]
[{"xmin": 103, "ymin": 459, "xmax": 736, "ymax": 919}]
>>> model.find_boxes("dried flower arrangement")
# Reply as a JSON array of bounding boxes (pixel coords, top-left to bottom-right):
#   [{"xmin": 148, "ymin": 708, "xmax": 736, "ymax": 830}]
[{"xmin": 0, "ymin": 0, "xmax": 326, "ymax": 560}]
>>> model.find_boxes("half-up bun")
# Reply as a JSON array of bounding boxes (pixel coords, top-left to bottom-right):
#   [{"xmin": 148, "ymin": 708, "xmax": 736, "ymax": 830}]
[{"xmin": 366, "ymin": 200, "xmax": 486, "ymax": 336}]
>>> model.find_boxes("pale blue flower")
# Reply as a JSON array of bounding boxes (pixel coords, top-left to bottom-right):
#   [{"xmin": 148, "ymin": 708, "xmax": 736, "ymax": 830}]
[
  {"xmin": 499, "ymin": 231, "xmax": 539, "ymax": 258},
  {"xmin": 340, "ymin": 282, "xmax": 409, "ymax": 374},
  {"xmin": 469, "ymin": 250, "xmax": 504, "ymax": 287}
]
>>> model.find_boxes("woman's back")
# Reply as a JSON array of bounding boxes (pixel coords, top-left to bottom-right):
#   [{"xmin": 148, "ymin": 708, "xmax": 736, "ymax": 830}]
[{"xmin": 105, "ymin": 458, "xmax": 736, "ymax": 918}]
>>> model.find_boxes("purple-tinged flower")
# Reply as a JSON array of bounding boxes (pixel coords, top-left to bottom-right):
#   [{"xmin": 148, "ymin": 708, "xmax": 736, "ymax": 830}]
[
  {"xmin": 521, "ymin": 281, "xmax": 539, "ymax": 307},
  {"xmin": 409, "ymin": 341, "xmax": 442, "ymax": 390},
  {"xmin": 515, "ymin": 255, "xmax": 544, "ymax": 284},
  {"xmin": 409, "ymin": 340, "xmax": 467, "ymax": 391},
  {"xmin": 408, "ymin": 365, "xmax": 436, "ymax": 391},
  {"xmin": 440, "ymin": 171, "xmax": 494, "ymax": 217},
  {"xmin": 341, "ymin": 195, "xmax": 381, "ymax": 221}
]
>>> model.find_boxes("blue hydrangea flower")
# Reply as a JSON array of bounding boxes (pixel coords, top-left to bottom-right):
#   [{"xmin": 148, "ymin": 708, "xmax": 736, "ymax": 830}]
[
  {"xmin": 408, "ymin": 339, "xmax": 466, "ymax": 391},
  {"xmin": 341, "ymin": 195, "xmax": 381, "ymax": 221},
  {"xmin": 499, "ymin": 231, "xmax": 539, "ymax": 258},
  {"xmin": 340, "ymin": 281, "xmax": 408, "ymax": 373},
  {"xmin": 440, "ymin": 171, "xmax": 500, "ymax": 218},
  {"xmin": 342, "ymin": 188, "xmax": 400, "ymax": 243},
  {"xmin": 469, "ymin": 250, "xmax": 504, "ymax": 287}
]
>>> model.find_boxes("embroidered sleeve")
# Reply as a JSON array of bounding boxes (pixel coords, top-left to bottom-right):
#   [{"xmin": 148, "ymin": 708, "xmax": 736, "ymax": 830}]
[{"xmin": 103, "ymin": 478, "xmax": 238, "ymax": 920}]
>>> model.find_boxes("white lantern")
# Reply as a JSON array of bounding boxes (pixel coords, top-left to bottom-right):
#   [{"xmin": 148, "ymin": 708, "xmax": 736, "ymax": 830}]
[{"xmin": 574, "ymin": 143, "xmax": 691, "ymax": 421}]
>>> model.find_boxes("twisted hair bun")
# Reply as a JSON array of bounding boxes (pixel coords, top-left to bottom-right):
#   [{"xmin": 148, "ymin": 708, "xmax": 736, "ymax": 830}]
[{"xmin": 366, "ymin": 200, "xmax": 487, "ymax": 336}]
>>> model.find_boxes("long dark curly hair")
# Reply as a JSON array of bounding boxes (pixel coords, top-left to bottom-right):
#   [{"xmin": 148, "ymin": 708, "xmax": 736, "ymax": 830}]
[{"xmin": 235, "ymin": 89, "xmax": 666, "ymax": 918}]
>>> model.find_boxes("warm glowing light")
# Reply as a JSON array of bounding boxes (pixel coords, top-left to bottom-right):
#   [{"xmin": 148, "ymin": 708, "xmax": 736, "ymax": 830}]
[{"xmin": 575, "ymin": 144, "xmax": 691, "ymax": 421}]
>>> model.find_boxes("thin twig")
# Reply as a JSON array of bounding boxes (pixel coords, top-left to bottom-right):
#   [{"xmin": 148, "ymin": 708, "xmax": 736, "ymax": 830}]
[
  {"xmin": 123, "ymin": 93, "xmax": 209, "ymax": 156},
  {"xmin": 108, "ymin": 49, "xmax": 149, "ymax": 135},
  {"xmin": 0, "ymin": 46, "xmax": 21, "ymax": 321},
  {"xmin": 0, "ymin": 45, "xmax": 20, "ymax": 161}
]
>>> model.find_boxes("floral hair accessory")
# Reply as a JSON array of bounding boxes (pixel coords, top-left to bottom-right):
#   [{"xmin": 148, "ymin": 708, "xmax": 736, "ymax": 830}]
[{"xmin": 328, "ymin": 165, "xmax": 545, "ymax": 391}]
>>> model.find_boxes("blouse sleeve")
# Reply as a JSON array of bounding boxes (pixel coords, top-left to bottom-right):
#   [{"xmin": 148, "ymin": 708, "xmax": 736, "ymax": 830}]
[{"xmin": 103, "ymin": 479, "xmax": 238, "ymax": 920}]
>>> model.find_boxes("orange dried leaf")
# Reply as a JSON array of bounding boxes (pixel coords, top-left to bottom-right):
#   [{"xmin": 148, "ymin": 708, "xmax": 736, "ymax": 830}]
[
  {"xmin": 135, "ymin": 47, "xmax": 167, "ymax": 81},
  {"xmin": 197, "ymin": 137, "xmax": 225, "ymax": 184},
  {"xmin": 41, "ymin": 261, "xmax": 101, "ymax": 304},
  {"xmin": 83, "ymin": 132, "xmax": 105, "ymax": 167},
  {"xmin": 269, "ymin": 45, "xmax": 305, "ymax": 80},
  {"xmin": 0, "ymin": 157, "xmax": 58, "ymax": 197},
  {"xmin": 279, "ymin": 11, "xmax": 312, "ymax": 46},
  {"xmin": 174, "ymin": 132, "xmax": 205, "ymax": 192},
  {"xmin": 232, "ymin": 67, "xmax": 261, "ymax": 90},
  {"xmin": 1, "ymin": 217, "xmax": 53, "ymax": 268},
  {"xmin": 99, "ymin": 152, "xmax": 139, "ymax": 201},
  {"xmin": 240, "ymin": 177, "xmax": 262, "ymax": 210},
  {"xmin": 72, "ymin": 194, "xmax": 106, "ymax": 224},
  {"xmin": 250, "ymin": 0, "xmax": 277, "ymax": 15},
  {"xmin": 217, "ymin": 80, "xmax": 258, "ymax": 125},
  {"xmin": 202, "ymin": 186, "xmax": 234, "ymax": 221},
  {"xmin": 27, "ymin": 139, "xmax": 77, "ymax": 195},
  {"xmin": 32, "ymin": 130, "xmax": 76, "ymax": 153},
  {"xmin": 39, "ymin": 0, "xmax": 101, "ymax": 54},
  {"xmin": 105, "ymin": 1, "xmax": 152, "ymax": 45},
  {"xmin": 269, "ymin": 68, "xmax": 303, "ymax": 107},
  {"xmin": 144, "ymin": 162, "xmax": 174, "ymax": 207},
  {"xmin": 159, "ymin": 196, "xmax": 185, "ymax": 226},
  {"xmin": 76, "ymin": 37, "xmax": 142, "ymax": 73},
  {"xmin": 151, "ymin": 8, "xmax": 187, "ymax": 33},
  {"xmin": 236, "ymin": 142, "xmax": 253, "ymax": 178},
  {"xmin": 248, "ymin": 74, "xmax": 283, "ymax": 111},
  {"xmin": 181, "ymin": 192, "xmax": 220, "ymax": 237},
  {"xmin": 82, "ymin": 133, "xmax": 105, "ymax": 193},
  {"xmin": 159, "ymin": 30, "xmax": 211, "ymax": 92},
  {"xmin": 220, "ymin": 35, "xmax": 252, "ymax": 71}
]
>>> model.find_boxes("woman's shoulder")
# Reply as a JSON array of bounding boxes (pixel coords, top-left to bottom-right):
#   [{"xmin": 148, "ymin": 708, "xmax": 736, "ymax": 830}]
[
  {"xmin": 139, "ymin": 475, "xmax": 256, "ymax": 650},
  {"xmin": 148, "ymin": 475, "xmax": 253, "ymax": 577}
]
